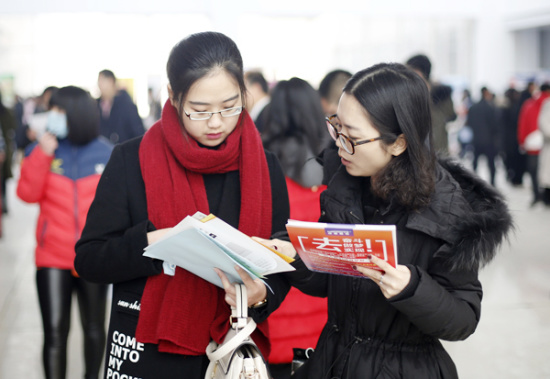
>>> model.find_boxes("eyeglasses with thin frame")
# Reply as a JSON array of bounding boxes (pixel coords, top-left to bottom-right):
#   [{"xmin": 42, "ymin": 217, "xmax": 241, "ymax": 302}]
[
  {"xmin": 184, "ymin": 106, "xmax": 243, "ymax": 121},
  {"xmin": 325, "ymin": 114, "xmax": 383, "ymax": 155}
]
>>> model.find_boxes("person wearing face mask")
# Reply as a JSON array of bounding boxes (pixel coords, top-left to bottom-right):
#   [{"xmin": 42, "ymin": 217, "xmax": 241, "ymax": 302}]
[
  {"xmin": 74, "ymin": 32, "xmax": 290, "ymax": 378},
  {"xmin": 17, "ymin": 86, "xmax": 113, "ymax": 379},
  {"xmin": 258, "ymin": 63, "xmax": 513, "ymax": 379}
]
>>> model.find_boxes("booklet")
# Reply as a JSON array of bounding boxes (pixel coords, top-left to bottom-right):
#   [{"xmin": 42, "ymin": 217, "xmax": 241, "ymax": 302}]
[
  {"xmin": 286, "ymin": 219, "xmax": 397, "ymax": 278},
  {"xmin": 143, "ymin": 212, "xmax": 295, "ymax": 289}
]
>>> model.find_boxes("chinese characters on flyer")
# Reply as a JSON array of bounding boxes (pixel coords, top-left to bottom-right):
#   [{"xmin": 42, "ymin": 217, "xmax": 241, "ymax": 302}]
[{"xmin": 286, "ymin": 220, "xmax": 398, "ymax": 278}]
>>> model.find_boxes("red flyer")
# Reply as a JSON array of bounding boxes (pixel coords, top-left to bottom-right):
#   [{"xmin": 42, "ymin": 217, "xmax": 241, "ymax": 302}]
[{"xmin": 286, "ymin": 219, "xmax": 398, "ymax": 277}]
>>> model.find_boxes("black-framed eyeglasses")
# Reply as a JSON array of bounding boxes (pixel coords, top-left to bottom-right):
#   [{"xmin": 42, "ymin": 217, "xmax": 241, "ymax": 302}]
[
  {"xmin": 183, "ymin": 106, "xmax": 243, "ymax": 121},
  {"xmin": 325, "ymin": 114, "xmax": 383, "ymax": 155}
]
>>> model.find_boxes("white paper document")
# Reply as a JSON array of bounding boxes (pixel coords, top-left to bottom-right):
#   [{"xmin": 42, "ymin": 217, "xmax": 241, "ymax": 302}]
[{"xmin": 143, "ymin": 212, "xmax": 295, "ymax": 289}]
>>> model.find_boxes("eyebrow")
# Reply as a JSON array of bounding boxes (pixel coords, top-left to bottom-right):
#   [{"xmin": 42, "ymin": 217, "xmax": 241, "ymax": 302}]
[
  {"xmin": 188, "ymin": 94, "xmax": 239, "ymax": 106},
  {"xmin": 341, "ymin": 122, "xmax": 359, "ymax": 132},
  {"xmin": 334, "ymin": 116, "xmax": 358, "ymax": 132}
]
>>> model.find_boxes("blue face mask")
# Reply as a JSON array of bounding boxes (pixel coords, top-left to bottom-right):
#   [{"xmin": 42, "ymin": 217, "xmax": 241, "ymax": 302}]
[{"xmin": 46, "ymin": 110, "xmax": 68, "ymax": 139}]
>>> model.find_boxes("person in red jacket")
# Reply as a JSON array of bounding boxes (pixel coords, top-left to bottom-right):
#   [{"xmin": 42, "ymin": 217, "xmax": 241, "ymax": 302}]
[
  {"xmin": 517, "ymin": 83, "xmax": 550, "ymax": 206},
  {"xmin": 17, "ymin": 86, "xmax": 113, "ymax": 379},
  {"xmin": 261, "ymin": 77, "xmax": 331, "ymax": 379}
]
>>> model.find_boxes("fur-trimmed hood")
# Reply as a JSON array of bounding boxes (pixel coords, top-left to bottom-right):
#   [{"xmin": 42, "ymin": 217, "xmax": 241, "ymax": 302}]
[{"xmin": 407, "ymin": 157, "xmax": 513, "ymax": 271}]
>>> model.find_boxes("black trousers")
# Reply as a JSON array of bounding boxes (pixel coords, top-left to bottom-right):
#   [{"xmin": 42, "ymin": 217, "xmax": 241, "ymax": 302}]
[
  {"xmin": 473, "ymin": 144, "xmax": 497, "ymax": 186},
  {"xmin": 526, "ymin": 154, "xmax": 540, "ymax": 203},
  {"xmin": 36, "ymin": 268, "xmax": 108, "ymax": 379}
]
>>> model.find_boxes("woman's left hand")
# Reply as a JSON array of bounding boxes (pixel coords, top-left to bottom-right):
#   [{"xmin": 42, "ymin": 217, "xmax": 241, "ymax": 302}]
[
  {"xmin": 214, "ymin": 266, "xmax": 267, "ymax": 308},
  {"xmin": 354, "ymin": 255, "xmax": 411, "ymax": 299}
]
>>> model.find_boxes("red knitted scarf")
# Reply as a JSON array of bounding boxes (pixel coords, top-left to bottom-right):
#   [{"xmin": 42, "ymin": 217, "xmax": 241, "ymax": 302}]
[{"xmin": 135, "ymin": 101, "xmax": 272, "ymax": 356}]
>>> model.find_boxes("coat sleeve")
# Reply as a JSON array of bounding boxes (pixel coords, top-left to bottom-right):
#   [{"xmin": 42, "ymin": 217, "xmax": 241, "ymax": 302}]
[
  {"xmin": 16, "ymin": 145, "xmax": 53, "ymax": 203},
  {"xmin": 266, "ymin": 151, "xmax": 290, "ymax": 236},
  {"xmin": 282, "ymin": 256, "xmax": 330, "ymax": 298},
  {"xmin": 517, "ymin": 100, "xmax": 533, "ymax": 146},
  {"xmin": 250, "ymin": 151, "xmax": 292, "ymax": 323},
  {"xmin": 389, "ymin": 250, "xmax": 482, "ymax": 341},
  {"xmin": 74, "ymin": 141, "xmax": 162, "ymax": 284}
]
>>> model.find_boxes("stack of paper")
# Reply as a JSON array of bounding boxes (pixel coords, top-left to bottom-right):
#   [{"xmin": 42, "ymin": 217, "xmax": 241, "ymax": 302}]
[{"xmin": 143, "ymin": 212, "xmax": 295, "ymax": 289}]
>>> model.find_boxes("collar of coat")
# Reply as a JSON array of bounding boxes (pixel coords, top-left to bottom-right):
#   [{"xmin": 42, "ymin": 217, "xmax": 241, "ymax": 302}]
[{"xmin": 321, "ymin": 151, "xmax": 513, "ymax": 272}]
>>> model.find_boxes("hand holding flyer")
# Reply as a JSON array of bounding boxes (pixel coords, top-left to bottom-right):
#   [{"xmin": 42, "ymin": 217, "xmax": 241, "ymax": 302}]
[{"xmin": 286, "ymin": 219, "xmax": 398, "ymax": 278}]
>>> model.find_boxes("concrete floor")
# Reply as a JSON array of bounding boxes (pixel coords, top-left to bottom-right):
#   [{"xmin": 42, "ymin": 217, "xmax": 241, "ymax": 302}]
[{"xmin": 0, "ymin": 158, "xmax": 549, "ymax": 378}]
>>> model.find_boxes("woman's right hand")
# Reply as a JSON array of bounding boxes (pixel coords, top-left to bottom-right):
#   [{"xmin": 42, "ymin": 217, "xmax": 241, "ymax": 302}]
[
  {"xmin": 252, "ymin": 237, "xmax": 297, "ymax": 259},
  {"xmin": 147, "ymin": 228, "xmax": 171, "ymax": 245},
  {"xmin": 39, "ymin": 132, "xmax": 58, "ymax": 156}
]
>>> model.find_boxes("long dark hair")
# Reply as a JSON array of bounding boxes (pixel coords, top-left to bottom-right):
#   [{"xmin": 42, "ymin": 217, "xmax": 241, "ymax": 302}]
[
  {"xmin": 343, "ymin": 62, "xmax": 436, "ymax": 210},
  {"xmin": 262, "ymin": 77, "xmax": 327, "ymax": 154},
  {"xmin": 261, "ymin": 78, "xmax": 328, "ymax": 184},
  {"xmin": 49, "ymin": 86, "xmax": 99, "ymax": 145},
  {"xmin": 167, "ymin": 31, "xmax": 247, "ymax": 118}
]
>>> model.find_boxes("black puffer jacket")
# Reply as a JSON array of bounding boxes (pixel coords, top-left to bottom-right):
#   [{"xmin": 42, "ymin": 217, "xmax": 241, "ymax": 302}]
[{"xmin": 288, "ymin": 151, "xmax": 512, "ymax": 379}]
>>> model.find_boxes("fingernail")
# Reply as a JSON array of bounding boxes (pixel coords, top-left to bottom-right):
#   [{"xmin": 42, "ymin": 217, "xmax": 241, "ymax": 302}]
[
  {"xmin": 352, "ymin": 265, "xmax": 357, "ymax": 270},
  {"xmin": 367, "ymin": 254, "xmax": 372, "ymax": 259}
]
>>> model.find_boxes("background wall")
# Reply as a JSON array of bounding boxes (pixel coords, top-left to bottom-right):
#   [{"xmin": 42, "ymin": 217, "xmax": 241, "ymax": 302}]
[{"xmin": 0, "ymin": 0, "xmax": 549, "ymax": 115}]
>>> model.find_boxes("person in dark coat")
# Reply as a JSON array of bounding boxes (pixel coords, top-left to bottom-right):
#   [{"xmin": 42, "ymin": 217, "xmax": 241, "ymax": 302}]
[
  {"xmin": 431, "ymin": 83, "xmax": 457, "ymax": 154},
  {"xmin": 0, "ymin": 90, "xmax": 17, "ymax": 213},
  {"xmin": 406, "ymin": 54, "xmax": 456, "ymax": 155},
  {"xmin": 259, "ymin": 63, "xmax": 513, "ymax": 379},
  {"xmin": 467, "ymin": 86, "xmax": 500, "ymax": 186},
  {"xmin": 500, "ymin": 88, "xmax": 524, "ymax": 185},
  {"xmin": 244, "ymin": 70, "xmax": 271, "ymax": 133},
  {"xmin": 75, "ymin": 32, "xmax": 290, "ymax": 379},
  {"xmin": 97, "ymin": 69, "xmax": 145, "ymax": 144}
]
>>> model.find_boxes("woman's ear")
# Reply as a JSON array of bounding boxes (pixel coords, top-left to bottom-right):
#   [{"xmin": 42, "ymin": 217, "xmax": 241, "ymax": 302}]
[
  {"xmin": 167, "ymin": 84, "xmax": 177, "ymax": 107},
  {"xmin": 389, "ymin": 134, "xmax": 407, "ymax": 156}
]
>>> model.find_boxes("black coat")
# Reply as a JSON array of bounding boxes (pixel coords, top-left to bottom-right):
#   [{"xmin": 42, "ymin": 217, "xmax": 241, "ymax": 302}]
[
  {"xmin": 288, "ymin": 150, "xmax": 512, "ymax": 379},
  {"xmin": 75, "ymin": 136, "xmax": 290, "ymax": 378},
  {"xmin": 467, "ymin": 99, "xmax": 499, "ymax": 150},
  {"xmin": 98, "ymin": 90, "xmax": 145, "ymax": 144}
]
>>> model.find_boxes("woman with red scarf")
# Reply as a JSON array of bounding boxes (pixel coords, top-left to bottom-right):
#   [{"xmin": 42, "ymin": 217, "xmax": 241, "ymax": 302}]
[{"xmin": 75, "ymin": 31, "xmax": 290, "ymax": 378}]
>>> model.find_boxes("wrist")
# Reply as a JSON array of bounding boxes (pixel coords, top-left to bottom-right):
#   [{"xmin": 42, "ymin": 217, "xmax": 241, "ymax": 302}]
[{"xmin": 251, "ymin": 297, "xmax": 268, "ymax": 309}]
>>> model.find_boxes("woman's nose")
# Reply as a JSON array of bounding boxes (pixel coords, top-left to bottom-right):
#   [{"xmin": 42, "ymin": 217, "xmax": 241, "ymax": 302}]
[{"xmin": 207, "ymin": 113, "xmax": 223, "ymax": 128}]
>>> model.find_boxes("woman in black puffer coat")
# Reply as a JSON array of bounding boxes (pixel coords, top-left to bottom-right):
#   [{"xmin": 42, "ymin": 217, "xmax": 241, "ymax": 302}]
[{"xmin": 261, "ymin": 62, "xmax": 513, "ymax": 379}]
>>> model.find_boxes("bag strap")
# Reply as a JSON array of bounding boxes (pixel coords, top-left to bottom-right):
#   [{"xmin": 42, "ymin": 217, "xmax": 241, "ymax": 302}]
[
  {"xmin": 231, "ymin": 284, "xmax": 248, "ymax": 329},
  {"xmin": 206, "ymin": 318, "xmax": 257, "ymax": 362},
  {"xmin": 206, "ymin": 284, "xmax": 258, "ymax": 361}
]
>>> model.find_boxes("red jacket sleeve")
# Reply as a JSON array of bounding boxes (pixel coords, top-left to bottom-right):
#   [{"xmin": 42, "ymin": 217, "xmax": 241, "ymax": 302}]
[
  {"xmin": 517, "ymin": 100, "xmax": 531, "ymax": 146},
  {"xmin": 17, "ymin": 146, "xmax": 54, "ymax": 203}
]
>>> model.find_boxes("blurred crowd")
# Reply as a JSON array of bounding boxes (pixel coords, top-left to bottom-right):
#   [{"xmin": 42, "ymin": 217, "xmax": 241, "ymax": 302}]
[
  {"xmin": 454, "ymin": 79, "xmax": 550, "ymax": 208},
  {"xmin": 3, "ymin": 58, "xmax": 548, "ymax": 222}
]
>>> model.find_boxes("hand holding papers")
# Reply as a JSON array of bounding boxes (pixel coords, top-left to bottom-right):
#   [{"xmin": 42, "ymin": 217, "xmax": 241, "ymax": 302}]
[
  {"xmin": 286, "ymin": 219, "xmax": 397, "ymax": 278},
  {"xmin": 143, "ymin": 212, "xmax": 295, "ymax": 289}
]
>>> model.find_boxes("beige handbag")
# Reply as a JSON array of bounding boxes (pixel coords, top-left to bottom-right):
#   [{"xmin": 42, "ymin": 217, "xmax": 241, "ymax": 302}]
[{"xmin": 205, "ymin": 284, "xmax": 270, "ymax": 379}]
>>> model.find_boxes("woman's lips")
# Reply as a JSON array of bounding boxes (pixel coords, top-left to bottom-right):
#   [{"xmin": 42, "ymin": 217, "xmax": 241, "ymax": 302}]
[{"xmin": 207, "ymin": 133, "xmax": 222, "ymax": 140}]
